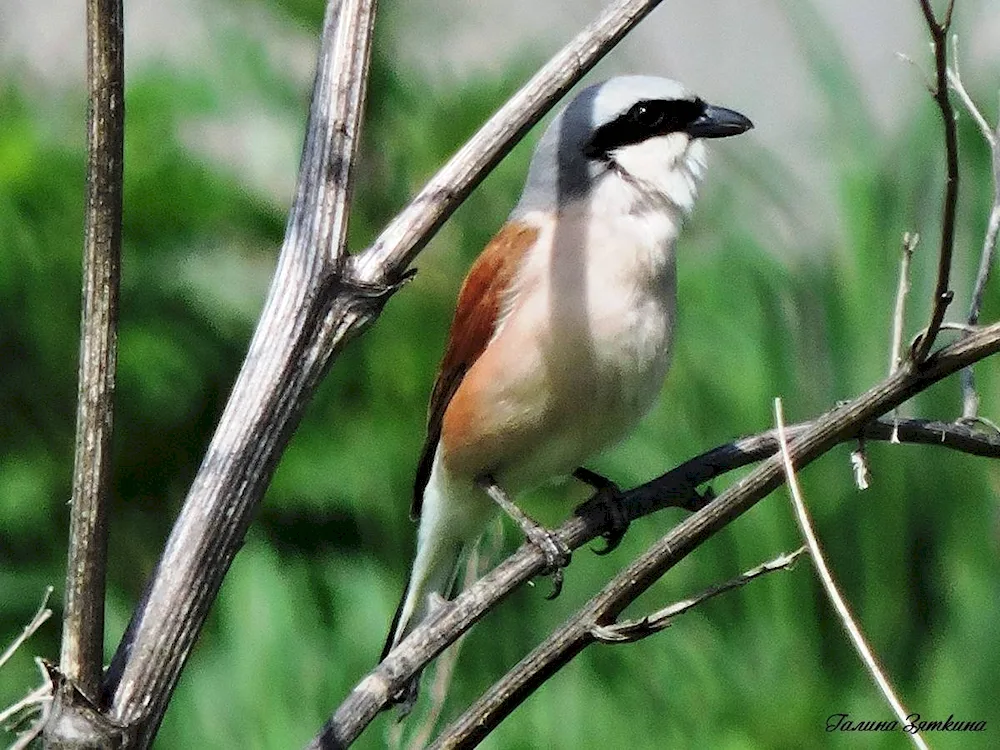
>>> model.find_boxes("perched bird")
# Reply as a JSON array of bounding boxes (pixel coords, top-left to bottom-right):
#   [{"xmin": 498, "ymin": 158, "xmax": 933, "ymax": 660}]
[{"xmin": 382, "ymin": 75, "xmax": 752, "ymax": 699}]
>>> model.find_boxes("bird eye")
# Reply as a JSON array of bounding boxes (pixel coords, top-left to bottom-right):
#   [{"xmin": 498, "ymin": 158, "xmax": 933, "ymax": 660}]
[{"xmin": 630, "ymin": 103, "xmax": 664, "ymax": 129}]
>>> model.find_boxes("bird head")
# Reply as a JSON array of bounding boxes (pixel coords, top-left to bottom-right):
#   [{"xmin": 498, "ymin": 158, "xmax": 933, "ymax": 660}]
[{"xmin": 514, "ymin": 75, "xmax": 753, "ymax": 218}]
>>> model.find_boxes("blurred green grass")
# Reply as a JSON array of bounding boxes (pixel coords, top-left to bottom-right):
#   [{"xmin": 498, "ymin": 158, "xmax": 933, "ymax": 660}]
[{"xmin": 2, "ymin": 2, "xmax": 999, "ymax": 748}]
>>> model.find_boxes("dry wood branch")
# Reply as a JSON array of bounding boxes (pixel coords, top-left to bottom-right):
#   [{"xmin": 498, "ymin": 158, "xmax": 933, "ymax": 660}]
[
  {"xmin": 58, "ymin": 0, "xmax": 125, "ymax": 709},
  {"xmin": 589, "ymin": 546, "xmax": 806, "ymax": 644},
  {"xmin": 775, "ymin": 400, "xmax": 927, "ymax": 750},
  {"xmin": 319, "ymin": 323, "xmax": 1000, "ymax": 749},
  {"xmin": 949, "ymin": 49, "xmax": 1000, "ymax": 418},
  {"xmin": 351, "ymin": 0, "xmax": 672, "ymax": 285},
  {"xmin": 99, "ymin": 0, "xmax": 672, "ymax": 744},
  {"xmin": 913, "ymin": 0, "xmax": 960, "ymax": 363},
  {"xmin": 102, "ymin": 1, "xmax": 377, "ymax": 744},
  {"xmin": 422, "ymin": 329, "xmax": 1000, "ymax": 748}
]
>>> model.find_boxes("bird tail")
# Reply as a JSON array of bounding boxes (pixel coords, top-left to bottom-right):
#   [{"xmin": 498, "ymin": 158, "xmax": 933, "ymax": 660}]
[
  {"xmin": 381, "ymin": 534, "xmax": 465, "ymax": 662},
  {"xmin": 381, "ymin": 471, "xmax": 471, "ymax": 713}
]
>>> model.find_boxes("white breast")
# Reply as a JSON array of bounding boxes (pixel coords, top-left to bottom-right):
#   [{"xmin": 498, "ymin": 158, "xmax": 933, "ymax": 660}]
[{"xmin": 487, "ymin": 198, "xmax": 681, "ymax": 490}]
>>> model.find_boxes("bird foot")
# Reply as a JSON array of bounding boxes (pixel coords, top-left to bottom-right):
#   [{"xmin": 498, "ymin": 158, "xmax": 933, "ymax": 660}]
[
  {"xmin": 523, "ymin": 523, "xmax": 572, "ymax": 599},
  {"xmin": 574, "ymin": 484, "xmax": 628, "ymax": 555},
  {"xmin": 572, "ymin": 468, "xmax": 628, "ymax": 555},
  {"xmin": 476, "ymin": 474, "xmax": 571, "ymax": 599}
]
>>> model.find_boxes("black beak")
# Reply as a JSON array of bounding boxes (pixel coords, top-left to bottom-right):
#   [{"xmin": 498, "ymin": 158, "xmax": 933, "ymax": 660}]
[{"xmin": 686, "ymin": 104, "xmax": 753, "ymax": 139}]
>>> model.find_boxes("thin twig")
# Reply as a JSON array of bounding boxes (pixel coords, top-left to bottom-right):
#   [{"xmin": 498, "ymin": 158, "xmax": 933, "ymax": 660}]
[
  {"xmin": 913, "ymin": 0, "xmax": 960, "ymax": 363},
  {"xmin": 330, "ymin": 324, "xmax": 1000, "ymax": 749},
  {"xmin": 890, "ymin": 232, "xmax": 918, "ymax": 440},
  {"xmin": 590, "ymin": 547, "xmax": 807, "ymax": 643},
  {"xmin": 774, "ymin": 399, "xmax": 928, "ymax": 750},
  {"xmin": 0, "ymin": 683, "xmax": 52, "ymax": 729},
  {"xmin": 890, "ymin": 233, "xmax": 918, "ymax": 376},
  {"xmin": 3, "ymin": 658, "xmax": 54, "ymax": 750},
  {"xmin": 61, "ymin": 0, "xmax": 124, "ymax": 705},
  {"xmin": 949, "ymin": 39, "xmax": 1000, "ymax": 418},
  {"xmin": 947, "ymin": 41, "xmax": 995, "ymax": 144},
  {"xmin": 0, "ymin": 587, "xmax": 53, "ymax": 671}
]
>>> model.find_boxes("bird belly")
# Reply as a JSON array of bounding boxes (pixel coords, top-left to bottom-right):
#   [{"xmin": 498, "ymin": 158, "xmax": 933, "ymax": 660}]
[{"xmin": 440, "ymin": 240, "xmax": 675, "ymax": 493}]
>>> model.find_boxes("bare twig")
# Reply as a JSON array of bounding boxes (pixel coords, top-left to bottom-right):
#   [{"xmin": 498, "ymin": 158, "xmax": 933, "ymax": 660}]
[
  {"xmin": 890, "ymin": 232, "xmax": 918, "ymax": 440},
  {"xmin": 948, "ymin": 38, "xmax": 996, "ymax": 144},
  {"xmin": 2, "ymin": 660, "xmax": 54, "ymax": 749},
  {"xmin": 0, "ymin": 587, "xmax": 53, "ymax": 672},
  {"xmin": 589, "ymin": 546, "xmax": 807, "ymax": 644},
  {"xmin": 60, "ymin": 0, "xmax": 124, "ymax": 706},
  {"xmin": 890, "ymin": 233, "xmax": 918, "ymax": 376},
  {"xmin": 949, "ymin": 40, "xmax": 1000, "ymax": 418},
  {"xmin": 326, "ymin": 324, "xmax": 1000, "ymax": 749},
  {"xmin": 912, "ymin": 0, "xmax": 960, "ymax": 363},
  {"xmin": 0, "ymin": 682, "xmax": 52, "ymax": 729},
  {"xmin": 774, "ymin": 399, "xmax": 927, "ymax": 750}
]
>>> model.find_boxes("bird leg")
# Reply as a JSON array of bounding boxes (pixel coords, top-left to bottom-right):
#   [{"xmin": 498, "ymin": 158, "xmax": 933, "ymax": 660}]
[
  {"xmin": 476, "ymin": 475, "xmax": 571, "ymax": 599},
  {"xmin": 572, "ymin": 467, "xmax": 628, "ymax": 555}
]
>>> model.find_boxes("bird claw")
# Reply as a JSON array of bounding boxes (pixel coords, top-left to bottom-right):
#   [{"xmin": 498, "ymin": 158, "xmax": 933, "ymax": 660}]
[
  {"xmin": 524, "ymin": 525, "xmax": 571, "ymax": 599},
  {"xmin": 684, "ymin": 485, "xmax": 715, "ymax": 512},
  {"xmin": 574, "ymin": 483, "xmax": 628, "ymax": 555}
]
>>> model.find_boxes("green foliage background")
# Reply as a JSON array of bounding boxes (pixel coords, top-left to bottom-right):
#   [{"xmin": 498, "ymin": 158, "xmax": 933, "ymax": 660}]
[{"xmin": 2, "ymin": 2, "xmax": 999, "ymax": 748}]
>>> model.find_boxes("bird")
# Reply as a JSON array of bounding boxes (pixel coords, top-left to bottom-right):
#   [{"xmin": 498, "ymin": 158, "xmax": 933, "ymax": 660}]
[{"xmin": 382, "ymin": 75, "xmax": 752, "ymax": 705}]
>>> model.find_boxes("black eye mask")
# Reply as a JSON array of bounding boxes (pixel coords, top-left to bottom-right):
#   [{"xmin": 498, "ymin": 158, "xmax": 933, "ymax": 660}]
[{"xmin": 584, "ymin": 99, "xmax": 706, "ymax": 160}]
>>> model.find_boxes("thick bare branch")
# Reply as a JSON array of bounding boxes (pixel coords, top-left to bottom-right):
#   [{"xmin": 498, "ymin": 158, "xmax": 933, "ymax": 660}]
[
  {"xmin": 320, "ymin": 323, "xmax": 1000, "ymax": 748},
  {"xmin": 420, "ymin": 326, "xmax": 1000, "ymax": 748},
  {"xmin": 104, "ymin": 0, "xmax": 674, "ymax": 743},
  {"xmin": 56, "ymin": 0, "xmax": 124, "ymax": 727},
  {"xmin": 912, "ymin": 0, "xmax": 960, "ymax": 363},
  {"xmin": 102, "ymin": 1, "xmax": 377, "ymax": 744}
]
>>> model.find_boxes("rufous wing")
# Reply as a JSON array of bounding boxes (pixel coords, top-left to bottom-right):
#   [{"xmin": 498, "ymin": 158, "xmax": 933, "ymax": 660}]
[{"xmin": 411, "ymin": 222, "xmax": 539, "ymax": 518}]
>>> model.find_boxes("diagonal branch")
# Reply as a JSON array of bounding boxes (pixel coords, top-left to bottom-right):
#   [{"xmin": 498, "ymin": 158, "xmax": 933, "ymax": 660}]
[
  {"xmin": 321, "ymin": 324, "xmax": 1000, "ymax": 748},
  {"xmin": 350, "ymin": 0, "xmax": 674, "ymax": 284},
  {"xmin": 420, "ymin": 327, "xmax": 1000, "ymax": 748},
  {"xmin": 775, "ymin": 400, "xmax": 928, "ymax": 750},
  {"xmin": 60, "ymin": 0, "xmax": 124, "ymax": 711},
  {"xmin": 103, "ymin": 0, "xmax": 675, "ymax": 744},
  {"xmin": 589, "ymin": 546, "xmax": 807, "ymax": 644},
  {"xmin": 912, "ymin": 0, "xmax": 960, "ymax": 363},
  {"xmin": 102, "ymin": 0, "xmax": 378, "ymax": 744}
]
